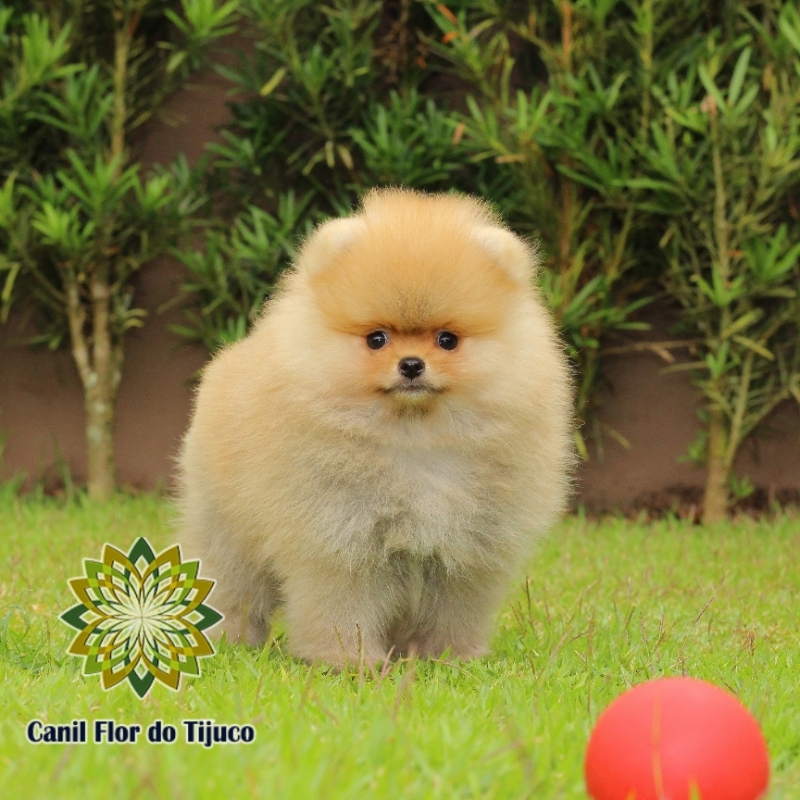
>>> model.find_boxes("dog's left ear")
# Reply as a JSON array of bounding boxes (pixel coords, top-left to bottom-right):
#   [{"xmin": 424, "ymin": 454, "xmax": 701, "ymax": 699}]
[{"xmin": 471, "ymin": 226, "xmax": 539, "ymax": 286}]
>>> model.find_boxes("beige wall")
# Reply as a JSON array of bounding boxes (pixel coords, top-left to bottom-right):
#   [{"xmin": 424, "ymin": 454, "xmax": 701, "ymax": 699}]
[
  {"xmin": 1, "ymin": 55, "xmax": 798, "ymax": 508},
  {"xmin": 577, "ymin": 312, "xmax": 800, "ymax": 511}
]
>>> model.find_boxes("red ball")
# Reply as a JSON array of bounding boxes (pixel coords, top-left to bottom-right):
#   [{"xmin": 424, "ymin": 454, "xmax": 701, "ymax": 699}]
[{"xmin": 585, "ymin": 677, "xmax": 770, "ymax": 800}]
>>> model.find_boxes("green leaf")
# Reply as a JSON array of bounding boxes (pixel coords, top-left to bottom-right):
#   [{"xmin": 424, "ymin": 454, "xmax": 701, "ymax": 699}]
[
  {"xmin": 733, "ymin": 83, "xmax": 759, "ymax": 117},
  {"xmin": 771, "ymin": 242, "xmax": 800, "ymax": 281},
  {"xmin": 729, "ymin": 473, "xmax": 755, "ymax": 500},
  {"xmin": 732, "ymin": 336, "xmax": 775, "ymax": 361},
  {"xmin": 554, "ymin": 165, "xmax": 604, "ymax": 193},
  {"xmin": 697, "ymin": 63, "xmax": 727, "ymax": 112},
  {"xmin": 779, "ymin": 8, "xmax": 800, "ymax": 55},
  {"xmin": 166, "ymin": 51, "xmax": 188, "ymax": 74},
  {"xmin": 0, "ymin": 174, "xmax": 17, "ymax": 227},
  {"xmin": 721, "ymin": 309, "xmax": 762, "ymax": 339},
  {"xmin": 1, "ymin": 260, "xmax": 21, "ymax": 309},
  {"xmin": 706, "ymin": 340, "xmax": 730, "ymax": 379},
  {"xmin": 727, "ymin": 47, "xmax": 751, "ymax": 108},
  {"xmin": 260, "ymin": 66, "xmax": 287, "ymax": 97}
]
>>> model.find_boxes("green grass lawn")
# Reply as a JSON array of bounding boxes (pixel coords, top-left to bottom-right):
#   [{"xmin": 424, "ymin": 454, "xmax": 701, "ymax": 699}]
[{"xmin": 0, "ymin": 487, "xmax": 798, "ymax": 799}]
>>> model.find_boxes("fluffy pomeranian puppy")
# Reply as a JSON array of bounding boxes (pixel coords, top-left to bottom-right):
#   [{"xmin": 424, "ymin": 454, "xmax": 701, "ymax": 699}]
[{"xmin": 177, "ymin": 188, "xmax": 573, "ymax": 666}]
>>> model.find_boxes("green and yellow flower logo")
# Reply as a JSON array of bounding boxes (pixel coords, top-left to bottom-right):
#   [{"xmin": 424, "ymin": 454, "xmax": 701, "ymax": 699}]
[{"xmin": 60, "ymin": 538, "xmax": 222, "ymax": 699}]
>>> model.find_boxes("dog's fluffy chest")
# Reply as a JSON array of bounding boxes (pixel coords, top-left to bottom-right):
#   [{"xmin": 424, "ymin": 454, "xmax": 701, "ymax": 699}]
[{"xmin": 308, "ymin": 442, "xmax": 502, "ymax": 566}]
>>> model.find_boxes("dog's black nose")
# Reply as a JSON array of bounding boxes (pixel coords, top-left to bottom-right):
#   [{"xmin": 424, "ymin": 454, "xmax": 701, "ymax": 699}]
[{"xmin": 398, "ymin": 357, "xmax": 425, "ymax": 380}]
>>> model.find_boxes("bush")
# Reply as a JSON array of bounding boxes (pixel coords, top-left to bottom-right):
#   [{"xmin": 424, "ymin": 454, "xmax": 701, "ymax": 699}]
[
  {"xmin": 152, "ymin": 1, "xmax": 800, "ymax": 519},
  {"xmin": 0, "ymin": 1, "xmax": 236, "ymax": 499}
]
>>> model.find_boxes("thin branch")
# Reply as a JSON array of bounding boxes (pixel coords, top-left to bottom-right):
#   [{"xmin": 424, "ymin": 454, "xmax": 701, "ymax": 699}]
[
  {"xmin": 725, "ymin": 351, "xmax": 753, "ymax": 471},
  {"xmin": 64, "ymin": 275, "xmax": 91, "ymax": 388},
  {"xmin": 603, "ymin": 340, "xmax": 696, "ymax": 363}
]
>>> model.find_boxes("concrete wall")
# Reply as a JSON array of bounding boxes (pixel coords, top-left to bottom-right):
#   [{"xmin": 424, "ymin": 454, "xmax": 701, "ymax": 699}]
[{"xmin": 577, "ymin": 310, "xmax": 800, "ymax": 512}]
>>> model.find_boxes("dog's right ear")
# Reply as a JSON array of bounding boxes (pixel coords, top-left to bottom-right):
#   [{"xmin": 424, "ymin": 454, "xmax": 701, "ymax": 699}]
[{"xmin": 295, "ymin": 217, "xmax": 366, "ymax": 276}]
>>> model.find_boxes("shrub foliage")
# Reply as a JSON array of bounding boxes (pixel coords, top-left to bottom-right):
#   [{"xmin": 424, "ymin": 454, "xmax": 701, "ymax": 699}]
[
  {"xmin": 1, "ymin": 1, "xmax": 798, "ymax": 519},
  {"xmin": 0, "ymin": 1, "xmax": 236, "ymax": 499}
]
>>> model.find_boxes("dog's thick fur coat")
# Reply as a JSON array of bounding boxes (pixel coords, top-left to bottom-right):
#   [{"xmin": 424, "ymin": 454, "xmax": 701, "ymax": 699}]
[{"xmin": 177, "ymin": 189, "xmax": 573, "ymax": 666}]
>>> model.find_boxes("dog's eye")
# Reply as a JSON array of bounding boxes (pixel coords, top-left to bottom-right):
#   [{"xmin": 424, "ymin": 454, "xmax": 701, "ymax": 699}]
[
  {"xmin": 436, "ymin": 331, "xmax": 459, "ymax": 351},
  {"xmin": 366, "ymin": 331, "xmax": 389, "ymax": 350}
]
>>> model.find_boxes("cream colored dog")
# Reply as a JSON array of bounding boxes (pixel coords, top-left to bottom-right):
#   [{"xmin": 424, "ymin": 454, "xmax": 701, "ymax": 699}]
[{"xmin": 177, "ymin": 188, "xmax": 573, "ymax": 666}]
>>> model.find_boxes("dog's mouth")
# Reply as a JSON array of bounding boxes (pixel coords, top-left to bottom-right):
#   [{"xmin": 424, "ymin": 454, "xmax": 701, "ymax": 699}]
[{"xmin": 383, "ymin": 380, "xmax": 443, "ymax": 396}]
